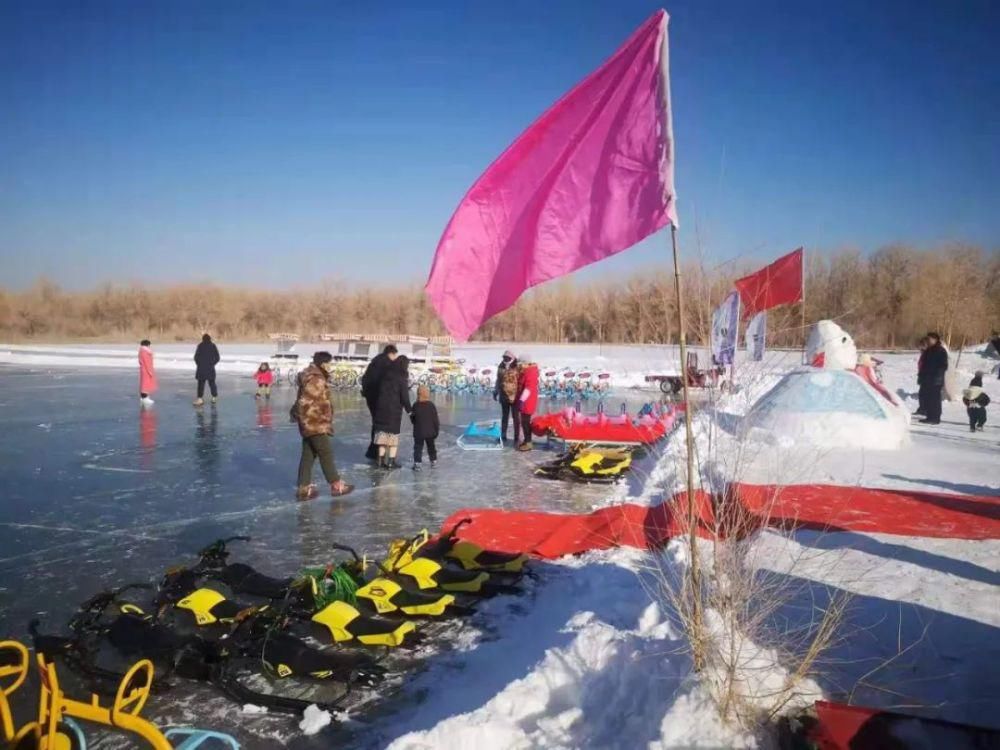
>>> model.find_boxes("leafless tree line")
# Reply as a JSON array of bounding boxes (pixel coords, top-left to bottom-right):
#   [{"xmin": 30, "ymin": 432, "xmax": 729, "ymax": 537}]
[{"xmin": 1, "ymin": 243, "xmax": 996, "ymax": 348}]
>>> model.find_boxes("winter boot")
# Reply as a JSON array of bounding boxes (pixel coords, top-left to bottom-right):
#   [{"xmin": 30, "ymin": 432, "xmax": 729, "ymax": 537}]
[
  {"xmin": 412, "ymin": 463, "xmax": 422, "ymax": 472},
  {"xmin": 386, "ymin": 458, "xmax": 400, "ymax": 470},
  {"xmin": 330, "ymin": 480, "xmax": 354, "ymax": 497},
  {"xmin": 517, "ymin": 441, "xmax": 534, "ymax": 452},
  {"xmin": 140, "ymin": 396, "xmax": 155, "ymax": 407},
  {"xmin": 193, "ymin": 398, "xmax": 204, "ymax": 406},
  {"xmin": 211, "ymin": 396, "xmax": 218, "ymax": 405},
  {"xmin": 296, "ymin": 485, "xmax": 318, "ymax": 501}
]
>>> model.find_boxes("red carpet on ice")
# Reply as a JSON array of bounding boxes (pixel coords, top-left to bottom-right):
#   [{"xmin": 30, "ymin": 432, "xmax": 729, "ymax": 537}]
[{"xmin": 441, "ymin": 484, "xmax": 1000, "ymax": 558}]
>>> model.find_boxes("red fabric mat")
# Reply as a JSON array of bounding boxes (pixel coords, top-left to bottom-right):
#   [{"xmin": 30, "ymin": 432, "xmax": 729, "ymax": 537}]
[
  {"xmin": 440, "ymin": 484, "xmax": 1000, "ymax": 558},
  {"xmin": 811, "ymin": 700, "xmax": 1000, "ymax": 749}
]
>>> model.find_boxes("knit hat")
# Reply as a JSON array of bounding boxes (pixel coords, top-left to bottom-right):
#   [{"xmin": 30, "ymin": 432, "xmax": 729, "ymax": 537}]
[{"xmin": 503, "ymin": 350, "xmax": 516, "ymax": 360}]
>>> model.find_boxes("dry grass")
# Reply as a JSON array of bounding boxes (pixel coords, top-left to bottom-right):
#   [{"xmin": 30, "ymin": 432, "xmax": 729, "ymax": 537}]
[
  {"xmin": 631, "ymin": 361, "xmax": 864, "ymax": 736},
  {"xmin": 1, "ymin": 243, "xmax": 996, "ymax": 346}
]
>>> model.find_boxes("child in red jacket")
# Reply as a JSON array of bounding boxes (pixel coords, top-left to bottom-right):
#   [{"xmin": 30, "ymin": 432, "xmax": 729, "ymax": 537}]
[{"xmin": 255, "ymin": 362, "xmax": 274, "ymax": 399}]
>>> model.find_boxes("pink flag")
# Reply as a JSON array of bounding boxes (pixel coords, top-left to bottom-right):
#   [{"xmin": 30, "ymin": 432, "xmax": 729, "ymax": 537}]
[{"xmin": 425, "ymin": 10, "xmax": 677, "ymax": 341}]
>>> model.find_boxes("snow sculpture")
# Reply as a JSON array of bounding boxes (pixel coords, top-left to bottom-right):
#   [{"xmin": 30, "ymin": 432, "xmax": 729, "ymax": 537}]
[
  {"xmin": 806, "ymin": 320, "xmax": 858, "ymax": 370},
  {"xmin": 745, "ymin": 368, "xmax": 910, "ymax": 450}
]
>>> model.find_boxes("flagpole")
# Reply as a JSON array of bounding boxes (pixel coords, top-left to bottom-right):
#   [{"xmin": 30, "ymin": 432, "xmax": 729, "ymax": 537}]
[
  {"xmin": 732, "ymin": 294, "xmax": 741, "ymax": 386},
  {"xmin": 669, "ymin": 223, "xmax": 703, "ymax": 668},
  {"xmin": 801, "ymin": 247, "xmax": 807, "ymax": 363}
]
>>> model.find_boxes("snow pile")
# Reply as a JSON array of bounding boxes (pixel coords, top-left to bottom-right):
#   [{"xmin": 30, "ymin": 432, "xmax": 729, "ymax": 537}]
[
  {"xmin": 378, "ymin": 549, "xmax": 759, "ymax": 750},
  {"xmin": 744, "ymin": 367, "xmax": 910, "ymax": 450},
  {"xmin": 299, "ymin": 704, "xmax": 332, "ymax": 735}
]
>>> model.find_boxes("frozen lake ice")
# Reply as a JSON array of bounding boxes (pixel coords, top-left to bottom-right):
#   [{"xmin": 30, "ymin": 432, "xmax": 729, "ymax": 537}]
[{"xmin": 0, "ymin": 365, "xmax": 660, "ymax": 747}]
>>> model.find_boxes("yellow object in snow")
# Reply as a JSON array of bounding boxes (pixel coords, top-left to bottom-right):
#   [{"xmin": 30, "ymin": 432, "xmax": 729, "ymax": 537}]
[
  {"xmin": 355, "ymin": 577, "xmax": 456, "ymax": 616},
  {"xmin": 311, "ymin": 601, "xmax": 416, "ymax": 647},
  {"xmin": 175, "ymin": 588, "xmax": 247, "ymax": 626},
  {"xmin": 569, "ymin": 448, "xmax": 632, "ymax": 476},
  {"xmin": 445, "ymin": 541, "xmax": 529, "ymax": 573}
]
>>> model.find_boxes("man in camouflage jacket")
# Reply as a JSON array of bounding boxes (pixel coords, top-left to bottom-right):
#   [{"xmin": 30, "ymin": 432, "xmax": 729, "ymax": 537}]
[{"xmin": 291, "ymin": 351, "xmax": 353, "ymax": 500}]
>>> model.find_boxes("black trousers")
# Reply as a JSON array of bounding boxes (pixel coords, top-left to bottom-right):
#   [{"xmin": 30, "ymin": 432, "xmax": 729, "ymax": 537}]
[
  {"xmin": 919, "ymin": 382, "xmax": 942, "ymax": 422},
  {"xmin": 968, "ymin": 406, "xmax": 986, "ymax": 429},
  {"xmin": 298, "ymin": 434, "xmax": 339, "ymax": 485},
  {"xmin": 500, "ymin": 398, "xmax": 512, "ymax": 439},
  {"xmin": 915, "ymin": 380, "xmax": 927, "ymax": 414},
  {"xmin": 197, "ymin": 378, "xmax": 218, "ymax": 398},
  {"xmin": 519, "ymin": 412, "xmax": 533, "ymax": 443},
  {"xmin": 413, "ymin": 438, "xmax": 437, "ymax": 463},
  {"xmin": 365, "ymin": 398, "xmax": 378, "ymax": 459}
]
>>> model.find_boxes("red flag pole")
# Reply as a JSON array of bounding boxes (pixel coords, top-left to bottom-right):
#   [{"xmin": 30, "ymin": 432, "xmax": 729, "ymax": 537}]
[
  {"xmin": 669, "ymin": 223, "xmax": 703, "ymax": 669},
  {"xmin": 801, "ymin": 247, "xmax": 807, "ymax": 363}
]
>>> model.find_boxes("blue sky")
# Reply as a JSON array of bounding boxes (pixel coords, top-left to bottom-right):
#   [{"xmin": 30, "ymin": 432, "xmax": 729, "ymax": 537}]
[{"xmin": 1, "ymin": 0, "xmax": 997, "ymax": 290}]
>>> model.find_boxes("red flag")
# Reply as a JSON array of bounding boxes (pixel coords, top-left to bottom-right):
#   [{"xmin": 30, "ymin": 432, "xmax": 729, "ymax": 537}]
[{"xmin": 734, "ymin": 248, "xmax": 803, "ymax": 318}]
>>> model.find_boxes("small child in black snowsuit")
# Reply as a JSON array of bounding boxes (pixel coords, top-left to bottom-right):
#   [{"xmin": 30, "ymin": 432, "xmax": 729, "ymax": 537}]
[
  {"xmin": 411, "ymin": 385, "xmax": 440, "ymax": 470},
  {"xmin": 962, "ymin": 372, "xmax": 990, "ymax": 432}
]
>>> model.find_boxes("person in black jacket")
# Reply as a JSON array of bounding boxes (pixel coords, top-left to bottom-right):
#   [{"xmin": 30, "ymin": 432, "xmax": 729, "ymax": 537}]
[
  {"xmin": 492, "ymin": 350, "xmax": 518, "ymax": 442},
  {"xmin": 193, "ymin": 333, "xmax": 221, "ymax": 406},
  {"xmin": 372, "ymin": 355, "xmax": 412, "ymax": 469},
  {"xmin": 410, "ymin": 385, "xmax": 440, "ymax": 470},
  {"xmin": 360, "ymin": 344, "xmax": 398, "ymax": 459},
  {"xmin": 918, "ymin": 332, "xmax": 948, "ymax": 425}
]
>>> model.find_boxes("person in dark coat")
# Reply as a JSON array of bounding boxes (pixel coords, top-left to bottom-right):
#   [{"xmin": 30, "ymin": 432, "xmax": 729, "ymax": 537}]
[
  {"xmin": 962, "ymin": 376, "xmax": 990, "ymax": 432},
  {"xmin": 918, "ymin": 332, "xmax": 948, "ymax": 425},
  {"xmin": 914, "ymin": 337, "xmax": 928, "ymax": 416},
  {"xmin": 372, "ymin": 355, "xmax": 412, "ymax": 469},
  {"xmin": 360, "ymin": 344, "xmax": 398, "ymax": 459},
  {"xmin": 410, "ymin": 385, "xmax": 440, "ymax": 470},
  {"xmin": 492, "ymin": 350, "xmax": 518, "ymax": 442},
  {"xmin": 193, "ymin": 333, "xmax": 221, "ymax": 406}
]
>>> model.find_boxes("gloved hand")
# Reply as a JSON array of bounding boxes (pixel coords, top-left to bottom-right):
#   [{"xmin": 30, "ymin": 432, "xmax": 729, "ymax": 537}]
[{"xmin": 492, "ymin": 391, "xmax": 498, "ymax": 402}]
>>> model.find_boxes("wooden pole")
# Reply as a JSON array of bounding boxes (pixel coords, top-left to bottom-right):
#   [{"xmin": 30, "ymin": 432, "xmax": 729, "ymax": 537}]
[{"xmin": 670, "ymin": 223, "xmax": 703, "ymax": 669}]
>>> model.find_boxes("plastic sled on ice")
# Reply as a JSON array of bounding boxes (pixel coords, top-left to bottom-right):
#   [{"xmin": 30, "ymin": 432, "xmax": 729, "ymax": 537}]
[
  {"xmin": 165, "ymin": 727, "xmax": 240, "ymax": 749},
  {"xmin": 457, "ymin": 421, "xmax": 504, "ymax": 451}
]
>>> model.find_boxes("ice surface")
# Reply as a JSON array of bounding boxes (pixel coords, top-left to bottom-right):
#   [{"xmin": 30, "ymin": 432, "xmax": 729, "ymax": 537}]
[{"xmin": 0, "ymin": 365, "xmax": 661, "ymax": 748}]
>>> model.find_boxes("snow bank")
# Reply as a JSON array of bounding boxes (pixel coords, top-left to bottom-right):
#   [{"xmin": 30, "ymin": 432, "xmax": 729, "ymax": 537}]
[{"xmin": 379, "ymin": 549, "xmax": 758, "ymax": 750}]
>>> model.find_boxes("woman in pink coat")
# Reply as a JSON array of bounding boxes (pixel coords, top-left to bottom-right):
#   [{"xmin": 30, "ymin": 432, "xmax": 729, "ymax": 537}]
[{"xmin": 138, "ymin": 339, "xmax": 158, "ymax": 406}]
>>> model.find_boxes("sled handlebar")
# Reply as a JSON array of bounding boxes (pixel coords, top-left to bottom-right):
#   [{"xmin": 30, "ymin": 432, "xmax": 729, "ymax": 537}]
[{"xmin": 330, "ymin": 543, "xmax": 362, "ymax": 562}]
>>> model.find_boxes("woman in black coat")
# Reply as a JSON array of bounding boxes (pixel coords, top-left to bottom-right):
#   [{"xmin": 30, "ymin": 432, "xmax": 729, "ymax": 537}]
[
  {"xmin": 372, "ymin": 356, "xmax": 412, "ymax": 468},
  {"xmin": 193, "ymin": 333, "xmax": 221, "ymax": 406}
]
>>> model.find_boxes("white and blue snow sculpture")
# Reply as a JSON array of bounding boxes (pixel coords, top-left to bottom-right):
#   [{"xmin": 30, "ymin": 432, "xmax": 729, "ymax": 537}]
[{"xmin": 745, "ymin": 367, "xmax": 910, "ymax": 450}]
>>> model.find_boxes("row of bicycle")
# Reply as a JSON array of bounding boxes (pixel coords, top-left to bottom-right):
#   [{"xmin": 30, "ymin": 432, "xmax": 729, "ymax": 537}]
[
  {"xmin": 266, "ymin": 359, "xmax": 615, "ymax": 398},
  {"xmin": 415, "ymin": 366, "xmax": 613, "ymax": 399}
]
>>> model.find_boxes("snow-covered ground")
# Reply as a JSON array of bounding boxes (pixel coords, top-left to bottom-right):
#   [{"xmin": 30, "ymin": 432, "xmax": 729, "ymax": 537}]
[
  {"xmin": 0, "ymin": 341, "xmax": 709, "ymax": 390},
  {"xmin": 1, "ymin": 341, "xmax": 997, "ymax": 748}
]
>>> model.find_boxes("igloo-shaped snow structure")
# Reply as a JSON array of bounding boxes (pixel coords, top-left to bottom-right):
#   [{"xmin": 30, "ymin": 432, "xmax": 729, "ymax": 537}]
[{"xmin": 745, "ymin": 367, "xmax": 910, "ymax": 450}]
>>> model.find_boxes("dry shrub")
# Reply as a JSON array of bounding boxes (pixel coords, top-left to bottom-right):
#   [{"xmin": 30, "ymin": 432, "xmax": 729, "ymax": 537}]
[{"xmin": 2, "ymin": 243, "xmax": 997, "ymax": 346}]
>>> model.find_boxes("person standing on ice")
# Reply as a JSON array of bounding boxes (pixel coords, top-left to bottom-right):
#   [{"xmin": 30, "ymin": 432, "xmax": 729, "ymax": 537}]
[
  {"xmin": 918, "ymin": 332, "xmax": 948, "ymax": 425},
  {"xmin": 492, "ymin": 351, "xmax": 519, "ymax": 443},
  {"xmin": 515, "ymin": 355, "xmax": 539, "ymax": 451},
  {"xmin": 410, "ymin": 384, "xmax": 440, "ymax": 470},
  {"xmin": 914, "ymin": 337, "xmax": 929, "ymax": 416},
  {"xmin": 138, "ymin": 339, "xmax": 157, "ymax": 407},
  {"xmin": 962, "ymin": 380, "xmax": 990, "ymax": 432},
  {"xmin": 291, "ymin": 350, "xmax": 353, "ymax": 500},
  {"xmin": 193, "ymin": 333, "xmax": 221, "ymax": 406},
  {"xmin": 372, "ymin": 355, "xmax": 412, "ymax": 469},
  {"xmin": 361, "ymin": 344, "xmax": 398, "ymax": 460}
]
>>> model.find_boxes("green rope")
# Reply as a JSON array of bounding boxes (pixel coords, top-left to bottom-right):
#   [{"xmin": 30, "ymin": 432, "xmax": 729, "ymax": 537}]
[{"xmin": 299, "ymin": 565, "xmax": 359, "ymax": 609}]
